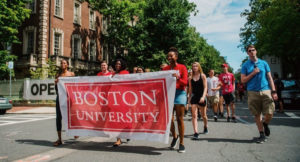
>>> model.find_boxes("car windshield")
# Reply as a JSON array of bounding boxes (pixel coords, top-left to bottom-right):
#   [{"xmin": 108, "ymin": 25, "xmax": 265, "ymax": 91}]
[{"xmin": 282, "ymin": 80, "xmax": 300, "ymax": 90}]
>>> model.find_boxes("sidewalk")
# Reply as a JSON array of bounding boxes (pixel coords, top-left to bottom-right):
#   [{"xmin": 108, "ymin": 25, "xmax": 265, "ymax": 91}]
[{"xmin": 7, "ymin": 106, "xmax": 55, "ymax": 114}]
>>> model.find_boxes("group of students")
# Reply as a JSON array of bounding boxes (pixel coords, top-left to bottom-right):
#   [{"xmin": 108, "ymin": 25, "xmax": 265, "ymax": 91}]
[{"xmin": 53, "ymin": 45, "xmax": 278, "ymax": 153}]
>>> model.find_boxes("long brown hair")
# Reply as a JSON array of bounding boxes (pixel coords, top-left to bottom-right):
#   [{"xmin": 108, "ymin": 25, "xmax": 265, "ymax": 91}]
[{"xmin": 192, "ymin": 62, "xmax": 203, "ymax": 77}]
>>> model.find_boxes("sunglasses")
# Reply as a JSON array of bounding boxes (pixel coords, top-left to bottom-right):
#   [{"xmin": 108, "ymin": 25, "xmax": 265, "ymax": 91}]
[{"xmin": 248, "ymin": 49, "xmax": 256, "ymax": 52}]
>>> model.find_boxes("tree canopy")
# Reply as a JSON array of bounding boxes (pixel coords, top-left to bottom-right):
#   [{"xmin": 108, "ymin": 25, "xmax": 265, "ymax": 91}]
[
  {"xmin": 0, "ymin": 0, "xmax": 31, "ymax": 79},
  {"xmin": 240, "ymin": 0, "xmax": 300, "ymax": 78},
  {"xmin": 89, "ymin": 0, "xmax": 226, "ymax": 74}
]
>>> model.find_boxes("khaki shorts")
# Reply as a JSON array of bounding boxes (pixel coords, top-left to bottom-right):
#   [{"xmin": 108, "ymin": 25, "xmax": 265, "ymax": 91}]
[
  {"xmin": 207, "ymin": 95, "xmax": 219, "ymax": 106},
  {"xmin": 248, "ymin": 90, "xmax": 275, "ymax": 115}
]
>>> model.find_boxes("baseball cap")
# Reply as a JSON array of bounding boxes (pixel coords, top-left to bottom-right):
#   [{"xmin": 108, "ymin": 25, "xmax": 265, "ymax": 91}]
[{"xmin": 222, "ymin": 63, "xmax": 228, "ymax": 68}]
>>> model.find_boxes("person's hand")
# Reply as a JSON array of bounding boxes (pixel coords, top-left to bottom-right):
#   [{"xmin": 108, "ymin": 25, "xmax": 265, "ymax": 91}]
[
  {"xmin": 253, "ymin": 67, "xmax": 260, "ymax": 74},
  {"xmin": 172, "ymin": 73, "xmax": 179, "ymax": 79},
  {"xmin": 211, "ymin": 88, "xmax": 217, "ymax": 92},
  {"xmin": 199, "ymin": 97, "xmax": 205, "ymax": 104},
  {"xmin": 272, "ymin": 93, "xmax": 278, "ymax": 101}
]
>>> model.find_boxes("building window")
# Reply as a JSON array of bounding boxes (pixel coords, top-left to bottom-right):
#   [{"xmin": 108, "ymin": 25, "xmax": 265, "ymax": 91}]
[
  {"xmin": 72, "ymin": 34, "xmax": 81, "ymax": 59},
  {"xmin": 89, "ymin": 40, "xmax": 96, "ymax": 61},
  {"xmin": 74, "ymin": 1, "xmax": 81, "ymax": 25},
  {"xmin": 52, "ymin": 28, "xmax": 64, "ymax": 56},
  {"xmin": 89, "ymin": 10, "xmax": 95, "ymax": 30},
  {"xmin": 27, "ymin": 0, "xmax": 36, "ymax": 14},
  {"xmin": 23, "ymin": 26, "xmax": 36, "ymax": 55},
  {"xmin": 26, "ymin": 31, "xmax": 34, "ymax": 54},
  {"xmin": 54, "ymin": 33, "xmax": 61, "ymax": 55},
  {"xmin": 54, "ymin": 0, "xmax": 64, "ymax": 18},
  {"xmin": 101, "ymin": 16, "xmax": 108, "ymax": 35}
]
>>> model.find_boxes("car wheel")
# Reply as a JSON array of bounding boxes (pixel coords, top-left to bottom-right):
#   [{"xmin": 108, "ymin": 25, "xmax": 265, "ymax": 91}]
[{"xmin": 0, "ymin": 109, "xmax": 6, "ymax": 115}]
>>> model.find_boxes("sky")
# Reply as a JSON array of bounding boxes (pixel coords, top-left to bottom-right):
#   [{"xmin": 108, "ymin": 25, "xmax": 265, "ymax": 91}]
[{"xmin": 188, "ymin": 0, "xmax": 250, "ymax": 72}]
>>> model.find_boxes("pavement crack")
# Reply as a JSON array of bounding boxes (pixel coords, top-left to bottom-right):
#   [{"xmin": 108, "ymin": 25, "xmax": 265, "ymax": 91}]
[{"xmin": 248, "ymin": 149, "xmax": 264, "ymax": 162}]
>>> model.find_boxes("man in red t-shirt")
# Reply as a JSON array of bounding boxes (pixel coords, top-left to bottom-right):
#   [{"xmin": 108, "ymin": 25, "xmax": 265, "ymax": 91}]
[
  {"xmin": 219, "ymin": 63, "xmax": 236, "ymax": 122},
  {"xmin": 97, "ymin": 61, "xmax": 112, "ymax": 76}
]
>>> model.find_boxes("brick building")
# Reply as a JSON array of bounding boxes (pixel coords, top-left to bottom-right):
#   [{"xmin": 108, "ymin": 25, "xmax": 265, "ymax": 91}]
[{"xmin": 12, "ymin": 0, "xmax": 110, "ymax": 78}]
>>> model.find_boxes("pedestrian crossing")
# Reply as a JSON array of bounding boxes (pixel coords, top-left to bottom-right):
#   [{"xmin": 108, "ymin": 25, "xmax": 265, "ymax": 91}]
[{"xmin": 0, "ymin": 114, "xmax": 55, "ymax": 127}]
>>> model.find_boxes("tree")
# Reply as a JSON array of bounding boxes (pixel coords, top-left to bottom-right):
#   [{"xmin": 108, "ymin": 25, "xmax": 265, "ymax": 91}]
[
  {"xmin": 0, "ymin": 0, "xmax": 31, "ymax": 79},
  {"xmin": 240, "ymin": 0, "xmax": 300, "ymax": 78},
  {"xmin": 0, "ymin": 0, "xmax": 31, "ymax": 50},
  {"xmin": 90, "ymin": 0, "xmax": 224, "ymax": 73},
  {"xmin": 0, "ymin": 50, "xmax": 17, "ymax": 79},
  {"xmin": 30, "ymin": 60, "xmax": 58, "ymax": 79}
]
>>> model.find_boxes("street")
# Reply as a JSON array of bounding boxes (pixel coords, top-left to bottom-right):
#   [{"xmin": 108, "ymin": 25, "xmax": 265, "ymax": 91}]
[{"xmin": 0, "ymin": 102, "xmax": 299, "ymax": 162}]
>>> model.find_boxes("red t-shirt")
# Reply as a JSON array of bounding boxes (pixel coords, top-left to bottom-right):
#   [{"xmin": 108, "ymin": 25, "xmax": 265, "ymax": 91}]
[
  {"xmin": 219, "ymin": 72, "xmax": 235, "ymax": 94},
  {"xmin": 163, "ymin": 63, "xmax": 188, "ymax": 91},
  {"xmin": 97, "ymin": 71, "xmax": 112, "ymax": 76},
  {"xmin": 238, "ymin": 83, "xmax": 245, "ymax": 93},
  {"xmin": 113, "ymin": 70, "xmax": 130, "ymax": 75}
]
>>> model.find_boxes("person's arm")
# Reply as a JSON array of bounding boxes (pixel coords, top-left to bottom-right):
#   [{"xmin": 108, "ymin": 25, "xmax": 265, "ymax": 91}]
[
  {"xmin": 177, "ymin": 65, "xmax": 188, "ymax": 86},
  {"xmin": 201, "ymin": 74, "xmax": 207, "ymax": 103},
  {"xmin": 232, "ymin": 74, "xmax": 236, "ymax": 92},
  {"xmin": 241, "ymin": 68, "xmax": 260, "ymax": 84},
  {"xmin": 188, "ymin": 78, "xmax": 192, "ymax": 104},
  {"xmin": 267, "ymin": 72, "xmax": 278, "ymax": 100}
]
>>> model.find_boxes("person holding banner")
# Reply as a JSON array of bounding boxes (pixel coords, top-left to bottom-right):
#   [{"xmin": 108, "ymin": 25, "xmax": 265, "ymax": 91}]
[
  {"xmin": 112, "ymin": 58, "xmax": 130, "ymax": 147},
  {"xmin": 53, "ymin": 59, "xmax": 76, "ymax": 146},
  {"xmin": 136, "ymin": 66, "xmax": 144, "ymax": 73},
  {"xmin": 97, "ymin": 61, "xmax": 112, "ymax": 76},
  {"xmin": 163, "ymin": 47, "xmax": 188, "ymax": 153},
  {"xmin": 188, "ymin": 62, "xmax": 208, "ymax": 140}
]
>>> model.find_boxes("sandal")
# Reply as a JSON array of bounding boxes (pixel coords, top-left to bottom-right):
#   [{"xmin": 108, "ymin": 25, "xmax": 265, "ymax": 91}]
[
  {"xmin": 53, "ymin": 140, "xmax": 62, "ymax": 146},
  {"xmin": 113, "ymin": 140, "xmax": 122, "ymax": 147}
]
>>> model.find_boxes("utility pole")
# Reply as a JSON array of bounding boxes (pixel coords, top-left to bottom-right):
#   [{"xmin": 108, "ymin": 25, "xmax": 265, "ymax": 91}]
[{"xmin": 8, "ymin": 61, "xmax": 13, "ymax": 97}]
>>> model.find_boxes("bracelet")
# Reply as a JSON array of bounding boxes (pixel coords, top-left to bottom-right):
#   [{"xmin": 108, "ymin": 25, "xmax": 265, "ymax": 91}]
[{"xmin": 271, "ymin": 90, "xmax": 276, "ymax": 94}]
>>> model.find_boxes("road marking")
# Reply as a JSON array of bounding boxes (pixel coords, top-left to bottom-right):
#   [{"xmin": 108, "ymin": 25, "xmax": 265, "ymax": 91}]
[
  {"xmin": 236, "ymin": 116, "xmax": 251, "ymax": 124},
  {"xmin": 0, "ymin": 115, "xmax": 55, "ymax": 127},
  {"xmin": 13, "ymin": 137, "xmax": 110, "ymax": 162},
  {"xmin": 284, "ymin": 112, "xmax": 300, "ymax": 119}
]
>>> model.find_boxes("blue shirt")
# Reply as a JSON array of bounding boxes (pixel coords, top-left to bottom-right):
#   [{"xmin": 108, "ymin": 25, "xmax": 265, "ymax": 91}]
[{"xmin": 241, "ymin": 59, "xmax": 271, "ymax": 91}]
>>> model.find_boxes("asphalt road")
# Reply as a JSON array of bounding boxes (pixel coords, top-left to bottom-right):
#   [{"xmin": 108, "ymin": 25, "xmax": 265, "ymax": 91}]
[{"xmin": 0, "ymin": 102, "xmax": 299, "ymax": 162}]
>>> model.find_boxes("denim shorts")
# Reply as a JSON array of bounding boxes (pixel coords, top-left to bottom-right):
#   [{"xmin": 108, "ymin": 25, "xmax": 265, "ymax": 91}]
[{"xmin": 174, "ymin": 89, "xmax": 187, "ymax": 105}]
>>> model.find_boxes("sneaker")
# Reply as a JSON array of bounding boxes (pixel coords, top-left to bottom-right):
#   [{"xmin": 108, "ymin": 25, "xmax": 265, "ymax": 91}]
[
  {"xmin": 227, "ymin": 116, "xmax": 230, "ymax": 122},
  {"xmin": 214, "ymin": 115, "xmax": 218, "ymax": 122},
  {"xmin": 193, "ymin": 133, "xmax": 199, "ymax": 140},
  {"xmin": 169, "ymin": 137, "xmax": 179, "ymax": 149},
  {"xmin": 256, "ymin": 135, "xmax": 266, "ymax": 144},
  {"xmin": 263, "ymin": 122, "xmax": 270, "ymax": 136},
  {"xmin": 178, "ymin": 144, "xmax": 185, "ymax": 153},
  {"xmin": 203, "ymin": 127, "xmax": 208, "ymax": 134},
  {"xmin": 232, "ymin": 116, "xmax": 237, "ymax": 123},
  {"xmin": 220, "ymin": 113, "xmax": 224, "ymax": 118}
]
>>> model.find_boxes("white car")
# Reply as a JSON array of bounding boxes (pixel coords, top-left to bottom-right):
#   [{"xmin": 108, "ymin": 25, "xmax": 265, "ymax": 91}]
[{"xmin": 0, "ymin": 95, "xmax": 12, "ymax": 115}]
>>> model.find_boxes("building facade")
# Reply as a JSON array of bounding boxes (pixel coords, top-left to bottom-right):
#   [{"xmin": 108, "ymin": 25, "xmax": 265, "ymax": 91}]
[{"xmin": 12, "ymin": 0, "xmax": 109, "ymax": 78}]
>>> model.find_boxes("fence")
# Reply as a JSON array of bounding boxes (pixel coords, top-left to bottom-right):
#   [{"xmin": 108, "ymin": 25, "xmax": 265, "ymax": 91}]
[{"xmin": 0, "ymin": 79, "xmax": 55, "ymax": 106}]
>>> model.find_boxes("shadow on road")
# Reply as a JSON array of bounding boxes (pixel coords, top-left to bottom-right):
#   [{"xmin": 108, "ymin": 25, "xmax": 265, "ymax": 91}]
[
  {"xmin": 192, "ymin": 138, "xmax": 254, "ymax": 143},
  {"xmin": 15, "ymin": 139, "xmax": 168, "ymax": 155}
]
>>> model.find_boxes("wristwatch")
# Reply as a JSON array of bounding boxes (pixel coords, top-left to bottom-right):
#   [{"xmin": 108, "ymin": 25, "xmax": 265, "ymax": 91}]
[{"xmin": 271, "ymin": 90, "xmax": 277, "ymax": 94}]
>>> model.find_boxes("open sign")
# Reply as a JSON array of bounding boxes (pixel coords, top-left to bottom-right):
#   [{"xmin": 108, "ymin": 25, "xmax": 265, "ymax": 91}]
[{"xmin": 23, "ymin": 79, "xmax": 57, "ymax": 100}]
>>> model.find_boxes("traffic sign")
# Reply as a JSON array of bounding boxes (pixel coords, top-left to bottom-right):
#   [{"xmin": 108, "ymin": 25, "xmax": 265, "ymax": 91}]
[{"xmin": 8, "ymin": 61, "xmax": 13, "ymax": 69}]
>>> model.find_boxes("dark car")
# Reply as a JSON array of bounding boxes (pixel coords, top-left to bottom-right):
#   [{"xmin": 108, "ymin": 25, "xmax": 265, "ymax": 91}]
[
  {"xmin": 0, "ymin": 95, "xmax": 13, "ymax": 115},
  {"xmin": 281, "ymin": 80, "xmax": 300, "ymax": 109}
]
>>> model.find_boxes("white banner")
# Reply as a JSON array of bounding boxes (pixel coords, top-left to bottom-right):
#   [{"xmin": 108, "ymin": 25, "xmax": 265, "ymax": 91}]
[
  {"xmin": 23, "ymin": 79, "xmax": 56, "ymax": 100},
  {"xmin": 58, "ymin": 71, "xmax": 177, "ymax": 144}
]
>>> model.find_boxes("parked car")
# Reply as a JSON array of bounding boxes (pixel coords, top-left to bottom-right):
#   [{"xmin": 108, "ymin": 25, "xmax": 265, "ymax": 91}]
[
  {"xmin": 0, "ymin": 95, "xmax": 12, "ymax": 115},
  {"xmin": 281, "ymin": 80, "xmax": 300, "ymax": 109}
]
